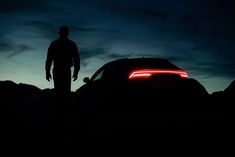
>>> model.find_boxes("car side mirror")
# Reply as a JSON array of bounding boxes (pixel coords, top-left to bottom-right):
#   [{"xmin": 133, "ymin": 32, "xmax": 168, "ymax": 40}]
[{"xmin": 83, "ymin": 77, "xmax": 90, "ymax": 84}]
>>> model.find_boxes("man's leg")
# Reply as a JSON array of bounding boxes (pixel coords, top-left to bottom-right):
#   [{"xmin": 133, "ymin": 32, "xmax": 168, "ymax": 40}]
[
  {"xmin": 53, "ymin": 68, "xmax": 71, "ymax": 100},
  {"xmin": 52, "ymin": 68, "xmax": 71, "ymax": 129}
]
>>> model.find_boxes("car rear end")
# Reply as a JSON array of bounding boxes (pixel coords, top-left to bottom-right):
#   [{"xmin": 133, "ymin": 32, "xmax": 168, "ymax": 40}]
[
  {"xmin": 97, "ymin": 58, "xmax": 190, "ymax": 112},
  {"xmin": 120, "ymin": 58, "xmax": 188, "ymax": 97}
]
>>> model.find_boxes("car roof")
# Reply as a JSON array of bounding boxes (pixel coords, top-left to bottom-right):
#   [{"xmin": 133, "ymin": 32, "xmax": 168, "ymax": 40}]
[{"xmin": 90, "ymin": 58, "xmax": 185, "ymax": 81}]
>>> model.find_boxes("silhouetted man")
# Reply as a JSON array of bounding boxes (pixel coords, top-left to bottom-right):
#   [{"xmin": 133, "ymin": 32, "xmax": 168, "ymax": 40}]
[{"xmin": 45, "ymin": 25, "xmax": 80, "ymax": 99}]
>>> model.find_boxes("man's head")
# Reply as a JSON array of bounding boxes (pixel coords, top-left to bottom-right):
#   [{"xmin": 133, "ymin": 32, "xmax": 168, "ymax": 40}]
[{"xmin": 59, "ymin": 25, "xmax": 69, "ymax": 38}]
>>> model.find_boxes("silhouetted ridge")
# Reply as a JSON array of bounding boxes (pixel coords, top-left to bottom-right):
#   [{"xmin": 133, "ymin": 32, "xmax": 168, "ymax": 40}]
[
  {"xmin": 224, "ymin": 80, "xmax": 235, "ymax": 96},
  {"xmin": 0, "ymin": 80, "xmax": 42, "ymax": 101},
  {"xmin": 211, "ymin": 80, "xmax": 235, "ymax": 99},
  {"xmin": 0, "ymin": 79, "xmax": 234, "ymax": 156},
  {"xmin": 181, "ymin": 78, "xmax": 209, "ymax": 96}
]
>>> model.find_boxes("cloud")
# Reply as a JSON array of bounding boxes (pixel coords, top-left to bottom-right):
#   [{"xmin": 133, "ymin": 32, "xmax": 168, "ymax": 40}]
[
  {"xmin": 0, "ymin": 35, "xmax": 16, "ymax": 53},
  {"xmin": 25, "ymin": 20, "xmax": 118, "ymax": 40},
  {"xmin": 95, "ymin": 0, "xmax": 169, "ymax": 24},
  {"xmin": 79, "ymin": 47, "xmax": 109, "ymax": 67},
  {"xmin": 165, "ymin": 10, "xmax": 235, "ymax": 79},
  {"xmin": 190, "ymin": 63, "xmax": 235, "ymax": 79},
  {"xmin": 106, "ymin": 53, "xmax": 132, "ymax": 59},
  {"xmin": 71, "ymin": 26, "xmax": 118, "ymax": 33},
  {"xmin": 6, "ymin": 44, "xmax": 34, "ymax": 58},
  {"xmin": 0, "ymin": 42, "xmax": 13, "ymax": 52},
  {"xmin": 80, "ymin": 47, "xmax": 108, "ymax": 60},
  {"xmin": 25, "ymin": 20, "xmax": 57, "ymax": 39},
  {"xmin": 131, "ymin": 8, "xmax": 169, "ymax": 22},
  {"xmin": 73, "ymin": 26, "xmax": 104, "ymax": 33},
  {"xmin": 0, "ymin": 41, "xmax": 34, "ymax": 59},
  {"xmin": 0, "ymin": 0, "xmax": 37, "ymax": 13},
  {"xmin": 175, "ymin": 53, "xmax": 235, "ymax": 79},
  {"xmin": 0, "ymin": 0, "xmax": 59, "ymax": 14},
  {"xmin": 177, "ymin": 15, "xmax": 195, "ymax": 24},
  {"xmin": 79, "ymin": 47, "xmax": 133, "ymax": 67},
  {"xmin": 206, "ymin": 0, "xmax": 235, "ymax": 13},
  {"xmin": 29, "ymin": 20, "xmax": 56, "ymax": 31},
  {"xmin": 0, "ymin": 35, "xmax": 34, "ymax": 58}
]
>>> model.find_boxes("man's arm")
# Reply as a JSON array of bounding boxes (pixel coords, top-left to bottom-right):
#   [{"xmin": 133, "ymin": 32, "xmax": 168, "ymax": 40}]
[
  {"xmin": 72, "ymin": 43, "xmax": 80, "ymax": 81},
  {"xmin": 45, "ymin": 43, "xmax": 54, "ymax": 81}
]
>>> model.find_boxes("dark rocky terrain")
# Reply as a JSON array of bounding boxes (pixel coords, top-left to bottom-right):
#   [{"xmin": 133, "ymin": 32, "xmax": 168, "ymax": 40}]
[{"xmin": 0, "ymin": 80, "xmax": 234, "ymax": 156}]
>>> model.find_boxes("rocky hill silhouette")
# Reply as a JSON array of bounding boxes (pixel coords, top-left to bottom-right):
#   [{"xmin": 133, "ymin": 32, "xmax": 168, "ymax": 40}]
[
  {"xmin": 0, "ymin": 79, "xmax": 235, "ymax": 155},
  {"xmin": 211, "ymin": 80, "xmax": 235, "ymax": 100},
  {"xmin": 222, "ymin": 80, "xmax": 235, "ymax": 98}
]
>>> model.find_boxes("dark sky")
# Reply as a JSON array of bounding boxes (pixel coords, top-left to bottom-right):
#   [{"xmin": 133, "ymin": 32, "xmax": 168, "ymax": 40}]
[{"xmin": 0, "ymin": 0, "xmax": 235, "ymax": 93}]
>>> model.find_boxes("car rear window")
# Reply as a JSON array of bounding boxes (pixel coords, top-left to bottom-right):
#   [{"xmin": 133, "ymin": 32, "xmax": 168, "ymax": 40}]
[{"xmin": 102, "ymin": 59, "xmax": 181, "ymax": 81}]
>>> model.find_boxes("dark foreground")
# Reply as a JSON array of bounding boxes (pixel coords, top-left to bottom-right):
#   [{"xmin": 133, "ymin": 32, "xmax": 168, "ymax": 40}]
[{"xmin": 0, "ymin": 80, "xmax": 235, "ymax": 156}]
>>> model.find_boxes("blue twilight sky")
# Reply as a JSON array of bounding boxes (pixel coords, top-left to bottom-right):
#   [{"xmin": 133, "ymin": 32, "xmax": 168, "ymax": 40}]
[{"xmin": 0, "ymin": 0, "xmax": 235, "ymax": 93}]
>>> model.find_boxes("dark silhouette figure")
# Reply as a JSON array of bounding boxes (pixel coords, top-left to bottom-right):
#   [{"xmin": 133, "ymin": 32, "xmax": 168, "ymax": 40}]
[{"xmin": 45, "ymin": 25, "xmax": 80, "ymax": 99}]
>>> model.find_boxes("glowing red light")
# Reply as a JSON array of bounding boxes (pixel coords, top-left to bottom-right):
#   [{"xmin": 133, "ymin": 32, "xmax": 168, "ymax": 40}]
[{"xmin": 129, "ymin": 69, "xmax": 188, "ymax": 79}]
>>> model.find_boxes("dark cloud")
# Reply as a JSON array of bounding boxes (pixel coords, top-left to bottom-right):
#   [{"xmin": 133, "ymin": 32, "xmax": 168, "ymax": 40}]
[
  {"xmin": 26, "ymin": 20, "xmax": 118, "ymax": 40},
  {"xmin": 175, "ymin": 14, "xmax": 210, "ymax": 34},
  {"xmin": 80, "ymin": 48, "xmax": 133, "ymax": 67},
  {"xmin": 164, "ymin": 56, "xmax": 187, "ymax": 63},
  {"xmin": 29, "ymin": 20, "xmax": 56, "ymax": 31},
  {"xmin": 178, "ymin": 15, "xmax": 195, "ymax": 24},
  {"xmin": 0, "ymin": 35, "xmax": 34, "ymax": 58},
  {"xmin": 0, "ymin": 42, "xmax": 12, "ymax": 52},
  {"xmin": 106, "ymin": 53, "xmax": 131, "ymax": 59},
  {"xmin": 79, "ymin": 47, "xmax": 109, "ymax": 67},
  {"xmin": 131, "ymin": 8, "xmax": 169, "ymax": 22},
  {"xmin": 71, "ymin": 26, "xmax": 118, "ymax": 33},
  {"xmin": 177, "ymin": 54, "xmax": 235, "ymax": 79},
  {"xmin": 73, "ymin": 27, "xmax": 104, "ymax": 33},
  {"xmin": 167, "ymin": 7, "xmax": 235, "ymax": 79},
  {"xmin": 0, "ymin": 35, "xmax": 15, "ymax": 53},
  {"xmin": 0, "ymin": 0, "xmax": 59, "ymax": 14},
  {"xmin": 0, "ymin": 41, "xmax": 34, "ymax": 58},
  {"xmin": 80, "ymin": 47, "xmax": 108, "ymax": 60},
  {"xmin": 26, "ymin": 20, "xmax": 58, "ymax": 39},
  {"xmin": 192, "ymin": 64, "xmax": 235, "ymax": 79},
  {"xmin": 205, "ymin": 0, "xmax": 235, "ymax": 13},
  {"xmin": 0, "ymin": 0, "xmax": 38, "ymax": 13},
  {"xmin": 95, "ymin": 0, "xmax": 169, "ymax": 24},
  {"xmin": 6, "ymin": 44, "xmax": 34, "ymax": 59}
]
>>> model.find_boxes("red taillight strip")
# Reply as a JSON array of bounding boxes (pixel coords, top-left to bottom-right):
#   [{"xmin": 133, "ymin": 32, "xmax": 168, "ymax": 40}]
[{"xmin": 129, "ymin": 69, "xmax": 188, "ymax": 79}]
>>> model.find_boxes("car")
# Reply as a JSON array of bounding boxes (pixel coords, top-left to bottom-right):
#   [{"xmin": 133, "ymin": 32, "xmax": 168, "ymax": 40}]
[
  {"xmin": 75, "ymin": 58, "xmax": 210, "ymax": 133},
  {"xmin": 75, "ymin": 58, "xmax": 207, "ymax": 111}
]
